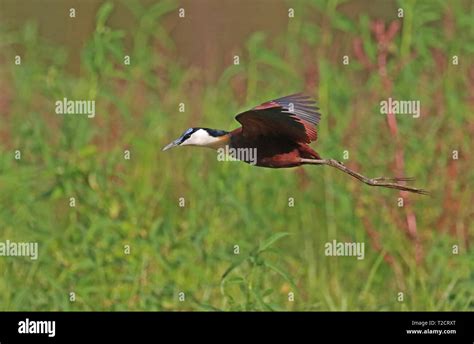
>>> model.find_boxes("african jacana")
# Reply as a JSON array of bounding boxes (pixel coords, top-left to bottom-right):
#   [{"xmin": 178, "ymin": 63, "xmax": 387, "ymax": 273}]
[{"xmin": 162, "ymin": 94, "xmax": 428, "ymax": 194}]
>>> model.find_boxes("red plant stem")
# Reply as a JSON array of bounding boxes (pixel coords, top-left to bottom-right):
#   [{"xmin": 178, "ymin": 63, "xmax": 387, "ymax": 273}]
[{"xmin": 373, "ymin": 20, "xmax": 424, "ymax": 263}]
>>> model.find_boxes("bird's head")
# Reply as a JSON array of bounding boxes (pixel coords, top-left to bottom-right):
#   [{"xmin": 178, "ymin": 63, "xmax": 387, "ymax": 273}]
[{"xmin": 162, "ymin": 127, "xmax": 229, "ymax": 151}]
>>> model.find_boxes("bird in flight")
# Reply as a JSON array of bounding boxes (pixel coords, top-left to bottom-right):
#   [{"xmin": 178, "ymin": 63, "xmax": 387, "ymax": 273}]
[{"xmin": 162, "ymin": 94, "xmax": 428, "ymax": 194}]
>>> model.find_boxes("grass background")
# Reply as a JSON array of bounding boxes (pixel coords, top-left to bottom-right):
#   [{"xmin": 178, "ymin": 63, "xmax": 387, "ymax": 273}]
[{"xmin": 0, "ymin": 0, "xmax": 473, "ymax": 311}]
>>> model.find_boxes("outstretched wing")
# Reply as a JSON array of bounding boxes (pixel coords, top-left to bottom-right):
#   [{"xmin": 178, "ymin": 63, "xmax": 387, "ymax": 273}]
[{"xmin": 235, "ymin": 93, "xmax": 321, "ymax": 144}]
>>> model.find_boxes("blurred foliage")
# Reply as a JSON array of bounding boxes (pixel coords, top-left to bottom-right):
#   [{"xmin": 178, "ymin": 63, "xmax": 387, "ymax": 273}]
[{"xmin": 0, "ymin": 0, "xmax": 472, "ymax": 311}]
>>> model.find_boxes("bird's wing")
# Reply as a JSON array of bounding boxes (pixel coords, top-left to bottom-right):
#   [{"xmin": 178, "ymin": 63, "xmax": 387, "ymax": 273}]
[{"xmin": 235, "ymin": 93, "xmax": 321, "ymax": 143}]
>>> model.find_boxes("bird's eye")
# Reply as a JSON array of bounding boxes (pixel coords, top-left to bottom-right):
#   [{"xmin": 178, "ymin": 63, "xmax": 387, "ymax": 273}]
[
  {"xmin": 180, "ymin": 128, "xmax": 194, "ymax": 141},
  {"xmin": 180, "ymin": 132, "xmax": 192, "ymax": 142}
]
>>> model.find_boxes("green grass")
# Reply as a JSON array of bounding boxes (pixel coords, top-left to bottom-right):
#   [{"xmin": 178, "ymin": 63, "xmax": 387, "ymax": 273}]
[{"xmin": 0, "ymin": 0, "xmax": 472, "ymax": 311}]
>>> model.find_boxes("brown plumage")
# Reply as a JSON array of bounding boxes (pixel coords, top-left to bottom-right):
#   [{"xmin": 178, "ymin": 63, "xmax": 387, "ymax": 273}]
[{"xmin": 230, "ymin": 94, "xmax": 320, "ymax": 168}]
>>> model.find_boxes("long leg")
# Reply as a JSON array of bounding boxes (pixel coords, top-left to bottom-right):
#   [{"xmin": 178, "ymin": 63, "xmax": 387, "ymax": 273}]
[{"xmin": 300, "ymin": 158, "xmax": 429, "ymax": 195}]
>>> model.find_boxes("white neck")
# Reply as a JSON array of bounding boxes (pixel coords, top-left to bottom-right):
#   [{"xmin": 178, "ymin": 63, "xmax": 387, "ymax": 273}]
[{"xmin": 181, "ymin": 129, "xmax": 229, "ymax": 149}]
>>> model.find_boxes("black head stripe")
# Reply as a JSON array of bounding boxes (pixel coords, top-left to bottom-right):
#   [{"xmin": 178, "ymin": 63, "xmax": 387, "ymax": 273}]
[
  {"xmin": 179, "ymin": 128, "xmax": 196, "ymax": 143},
  {"xmin": 205, "ymin": 128, "xmax": 228, "ymax": 137}
]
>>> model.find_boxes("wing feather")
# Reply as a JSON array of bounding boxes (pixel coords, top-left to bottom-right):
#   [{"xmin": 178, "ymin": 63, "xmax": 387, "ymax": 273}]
[{"xmin": 235, "ymin": 93, "xmax": 321, "ymax": 144}]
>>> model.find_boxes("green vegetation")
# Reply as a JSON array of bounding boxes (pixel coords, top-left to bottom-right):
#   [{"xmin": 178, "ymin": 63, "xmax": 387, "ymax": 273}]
[{"xmin": 0, "ymin": 0, "xmax": 472, "ymax": 311}]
